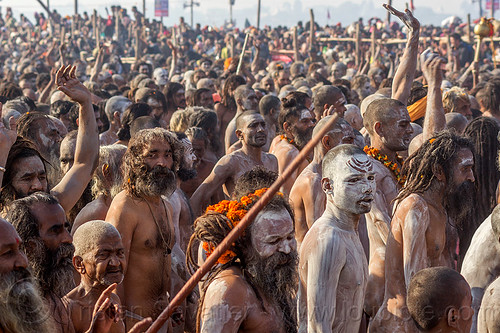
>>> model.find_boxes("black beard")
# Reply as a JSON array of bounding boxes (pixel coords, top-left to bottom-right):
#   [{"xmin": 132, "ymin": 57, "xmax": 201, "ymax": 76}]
[
  {"xmin": 444, "ymin": 180, "xmax": 475, "ymax": 232},
  {"xmin": 177, "ymin": 167, "xmax": 197, "ymax": 182},
  {"xmin": 245, "ymin": 250, "xmax": 298, "ymax": 333},
  {"xmin": 135, "ymin": 165, "xmax": 177, "ymax": 198},
  {"xmin": 0, "ymin": 268, "xmax": 53, "ymax": 333},
  {"xmin": 27, "ymin": 239, "xmax": 75, "ymax": 298},
  {"xmin": 291, "ymin": 126, "xmax": 313, "ymax": 150}
]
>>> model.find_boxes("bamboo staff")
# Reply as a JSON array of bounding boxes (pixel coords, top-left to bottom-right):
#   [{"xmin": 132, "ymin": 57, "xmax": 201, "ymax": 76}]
[
  {"xmin": 236, "ymin": 33, "xmax": 250, "ymax": 75},
  {"xmin": 145, "ymin": 112, "xmax": 341, "ymax": 333}
]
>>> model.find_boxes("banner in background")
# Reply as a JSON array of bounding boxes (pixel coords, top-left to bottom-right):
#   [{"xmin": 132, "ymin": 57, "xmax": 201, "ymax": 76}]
[
  {"xmin": 155, "ymin": 0, "xmax": 169, "ymax": 17},
  {"xmin": 486, "ymin": 0, "xmax": 500, "ymax": 10}
]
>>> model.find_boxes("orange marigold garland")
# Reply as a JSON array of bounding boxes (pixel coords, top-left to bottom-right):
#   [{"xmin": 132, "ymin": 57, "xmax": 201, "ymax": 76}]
[
  {"xmin": 364, "ymin": 146, "xmax": 406, "ymax": 186},
  {"xmin": 280, "ymin": 134, "xmax": 294, "ymax": 145},
  {"xmin": 202, "ymin": 187, "xmax": 283, "ymax": 265}
]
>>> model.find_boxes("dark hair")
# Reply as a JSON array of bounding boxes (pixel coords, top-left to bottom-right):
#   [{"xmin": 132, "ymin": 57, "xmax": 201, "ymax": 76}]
[
  {"xmin": 193, "ymin": 88, "xmax": 211, "ymax": 107},
  {"xmin": 313, "ymin": 85, "xmax": 342, "ymax": 115},
  {"xmin": 50, "ymin": 100, "xmax": 75, "ymax": 118},
  {"xmin": 277, "ymin": 102, "xmax": 307, "ymax": 133},
  {"xmin": 16, "ymin": 112, "xmax": 50, "ymax": 143},
  {"xmin": 163, "ymin": 82, "xmax": 184, "ymax": 111},
  {"xmin": 464, "ymin": 117, "xmax": 500, "ymax": 224},
  {"xmin": 221, "ymin": 74, "xmax": 246, "ymax": 108},
  {"xmin": 259, "ymin": 95, "xmax": 281, "ymax": 117},
  {"xmin": 0, "ymin": 82, "xmax": 23, "ymax": 100},
  {"xmin": 407, "ymin": 266, "xmax": 469, "ymax": 331},
  {"xmin": 476, "ymin": 82, "xmax": 500, "ymax": 116},
  {"xmin": 129, "ymin": 116, "xmax": 161, "ymax": 138},
  {"xmin": 232, "ymin": 166, "xmax": 278, "ymax": 200},
  {"xmin": 188, "ymin": 109, "xmax": 218, "ymax": 135},
  {"xmin": 6, "ymin": 192, "xmax": 60, "ymax": 244},
  {"xmin": 117, "ymin": 103, "xmax": 151, "ymax": 141}
]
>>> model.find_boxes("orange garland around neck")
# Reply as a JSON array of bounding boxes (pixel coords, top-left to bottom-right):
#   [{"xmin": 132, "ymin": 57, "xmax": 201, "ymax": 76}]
[{"xmin": 363, "ymin": 146, "xmax": 406, "ymax": 186}]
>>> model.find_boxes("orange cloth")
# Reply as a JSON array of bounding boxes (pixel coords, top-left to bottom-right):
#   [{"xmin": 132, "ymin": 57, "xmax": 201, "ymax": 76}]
[
  {"xmin": 224, "ymin": 57, "xmax": 233, "ymax": 71},
  {"xmin": 407, "ymin": 95, "xmax": 427, "ymax": 122}
]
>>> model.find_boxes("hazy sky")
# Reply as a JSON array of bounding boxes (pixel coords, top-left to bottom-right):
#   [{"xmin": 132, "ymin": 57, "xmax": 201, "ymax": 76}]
[{"xmin": 0, "ymin": 0, "xmax": 487, "ymax": 28}]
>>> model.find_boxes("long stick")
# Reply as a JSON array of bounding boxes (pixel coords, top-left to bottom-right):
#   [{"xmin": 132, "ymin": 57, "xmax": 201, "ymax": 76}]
[
  {"xmin": 145, "ymin": 112, "xmax": 341, "ymax": 333},
  {"xmin": 236, "ymin": 33, "xmax": 250, "ymax": 75}
]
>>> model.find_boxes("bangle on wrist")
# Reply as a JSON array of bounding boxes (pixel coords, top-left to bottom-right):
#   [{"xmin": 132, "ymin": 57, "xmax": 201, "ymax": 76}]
[{"xmin": 0, "ymin": 166, "xmax": 6, "ymax": 173}]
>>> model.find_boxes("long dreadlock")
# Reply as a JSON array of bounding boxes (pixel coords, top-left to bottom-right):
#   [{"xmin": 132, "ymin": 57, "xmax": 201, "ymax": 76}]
[
  {"xmin": 464, "ymin": 117, "xmax": 500, "ymax": 224},
  {"xmin": 397, "ymin": 130, "xmax": 476, "ymax": 263}
]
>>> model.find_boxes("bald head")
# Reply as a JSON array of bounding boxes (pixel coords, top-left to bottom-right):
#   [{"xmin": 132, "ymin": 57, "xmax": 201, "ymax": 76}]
[
  {"xmin": 344, "ymin": 104, "xmax": 363, "ymax": 131},
  {"xmin": 322, "ymin": 144, "xmax": 369, "ymax": 180},
  {"xmin": 445, "ymin": 112, "xmax": 468, "ymax": 134},
  {"xmin": 363, "ymin": 98, "xmax": 406, "ymax": 136},
  {"xmin": 313, "ymin": 85, "xmax": 343, "ymax": 118},
  {"xmin": 73, "ymin": 220, "xmax": 121, "ymax": 257}
]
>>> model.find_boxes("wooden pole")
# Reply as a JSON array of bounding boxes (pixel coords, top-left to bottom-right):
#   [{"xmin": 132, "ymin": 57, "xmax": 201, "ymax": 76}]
[
  {"xmin": 491, "ymin": 0, "xmax": 495, "ymax": 19},
  {"xmin": 370, "ymin": 26, "xmax": 376, "ymax": 63},
  {"xmin": 387, "ymin": 0, "xmax": 392, "ymax": 24},
  {"xmin": 115, "ymin": 9, "xmax": 121, "ymax": 45},
  {"xmin": 355, "ymin": 22, "xmax": 361, "ymax": 67},
  {"xmin": 74, "ymin": 0, "xmax": 78, "ymax": 15},
  {"xmin": 467, "ymin": 14, "xmax": 472, "ymax": 44},
  {"xmin": 236, "ymin": 33, "xmax": 250, "ymax": 75},
  {"xmin": 309, "ymin": 9, "xmax": 315, "ymax": 52},
  {"xmin": 229, "ymin": 0, "xmax": 233, "ymax": 25},
  {"xmin": 143, "ymin": 0, "xmax": 146, "ymax": 20},
  {"xmin": 257, "ymin": 0, "xmax": 261, "ymax": 30},
  {"xmin": 144, "ymin": 113, "xmax": 340, "ymax": 333},
  {"xmin": 293, "ymin": 26, "xmax": 299, "ymax": 62}
]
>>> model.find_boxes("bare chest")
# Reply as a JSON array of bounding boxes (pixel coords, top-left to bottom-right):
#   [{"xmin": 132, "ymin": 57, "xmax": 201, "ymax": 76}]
[{"xmin": 424, "ymin": 208, "xmax": 447, "ymax": 261}]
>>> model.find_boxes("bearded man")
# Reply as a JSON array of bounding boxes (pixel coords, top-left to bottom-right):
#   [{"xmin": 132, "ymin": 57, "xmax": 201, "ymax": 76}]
[
  {"xmin": 370, "ymin": 131, "xmax": 475, "ymax": 332},
  {"xmin": 270, "ymin": 101, "xmax": 316, "ymax": 196},
  {"xmin": 298, "ymin": 144, "xmax": 372, "ymax": 332},
  {"xmin": 106, "ymin": 128, "xmax": 183, "ymax": 331},
  {"xmin": 0, "ymin": 217, "xmax": 55, "ymax": 333},
  {"xmin": 7, "ymin": 192, "xmax": 75, "ymax": 333},
  {"xmin": 191, "ymin": 110, "xmax": 278, "ymax": 216},
  {"xmin": 187, "ymin": 188, "xmax": 298, "ymax": 333},
  {"xmin": 65, "ymin": 220, "xmax": 126, "ymax": 333}
]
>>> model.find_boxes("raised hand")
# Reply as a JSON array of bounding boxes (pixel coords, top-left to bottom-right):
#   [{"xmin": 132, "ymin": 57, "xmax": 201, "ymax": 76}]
[
  {"xmin": 56, "ymin": 64, "xmax": 92, "ymax": 105},
  {"xmin": 0, "ymin": 107, "xmax": 17, "ymax": 152},
  {"xmin": 85, "ymin": 283, "xmax": 121, "ymax": 333},
  {"xmin": 383, "ymin": 3, "xmax": 420, "ymax": 32},
  {"xmin": 420, "ymin": 50, "xmax": 445, "ymax": 87}
]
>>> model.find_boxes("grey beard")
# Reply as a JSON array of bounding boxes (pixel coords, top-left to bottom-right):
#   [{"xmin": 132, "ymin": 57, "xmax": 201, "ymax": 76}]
[
  {"xmin": 135, "ymin": 165, "xmax": 177, "ymax": 198},
  {"xmin": 245, "ymin": 250, "xmax": 299, "ymax": 333},
  {"xmin": 0, "ymin": 268, "xmax": 54, "ymax": 333},
  {"xmin": 27, "ymin": 239, "xmax": 75, "ymax": 298}
]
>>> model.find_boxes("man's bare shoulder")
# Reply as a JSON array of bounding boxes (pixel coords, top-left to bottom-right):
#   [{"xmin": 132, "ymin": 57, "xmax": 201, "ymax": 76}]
[
  {"xmin": 205, "ymin": 267, "xmax": 254, "ymax": 304},
  {"xmin": 301, "ymin": 217, "xmax": 347, "ymax": 255},
  {"xmin": 72, "ymin": 199, "xmax": 108, "ymax": 234}
]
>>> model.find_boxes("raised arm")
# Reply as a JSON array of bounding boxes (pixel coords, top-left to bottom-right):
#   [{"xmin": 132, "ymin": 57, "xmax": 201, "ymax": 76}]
[
  {"xmin": 51, "ymin": 65, "xmax": 99, "ymax": 212},
  {"xmin": 305, "ymin": 234, "xmax": 345, "ymax": 332},
  {"xmin": 190, "ymin": 156, "xmax": 232, "ymax": 217},
  {"xmin": 0, "ymin": 109, "xmax": 17, "ymax": 189},
  {"xmin": 421, "ymin": 52, "xmax": 446, "ymax": 140},
  {"xmin": 386, "ymin": 4, "xmax": 420, "ymax": 105}
]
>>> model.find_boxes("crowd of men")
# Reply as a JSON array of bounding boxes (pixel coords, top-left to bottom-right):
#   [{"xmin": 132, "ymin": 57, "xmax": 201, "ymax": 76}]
[{"xmin": 1, "ymin": 2, "xmax": 500, "ymax": 333}]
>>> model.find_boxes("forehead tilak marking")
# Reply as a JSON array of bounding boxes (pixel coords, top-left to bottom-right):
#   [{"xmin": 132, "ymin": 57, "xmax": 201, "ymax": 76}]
[{"xmin": 346, "ymin": 156, "xmax": 373, "ymax": 173}]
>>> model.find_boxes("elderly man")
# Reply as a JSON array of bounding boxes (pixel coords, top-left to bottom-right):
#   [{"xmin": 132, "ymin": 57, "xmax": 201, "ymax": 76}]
[
  {"xmin": 0, "ymin": 65, "xmax": 99, "ymax": 214},
  {"xmin": 188, "ymin": 187, "xmax": 298, "ymax": 332},
  {"xmin": 0, "ymin": 217, "xmax": 55, "ymax": 333},
  {"xmin": 7, "ymin": 192, "xmax": 75, "ymax": 333},
  {"xmin": 191, "ymin": 110, "xmax": 278, "ymax": 216},
  {"xmin": 72, "ymin": 145, "xmax": 127, "ymax": 233},
  {"xmin": 298, "ymin": 145, "xmax": 373, "ymax": 332},
  {"xmin": 65, "ymin": 220, "xmax": 126, "ymax": 333},
  {"xmin": 106, "ymin": 128, "xmax": 183, "ymax": 331}
]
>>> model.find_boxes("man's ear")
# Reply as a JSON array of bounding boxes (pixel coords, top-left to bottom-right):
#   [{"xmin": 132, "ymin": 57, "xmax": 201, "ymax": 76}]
[
  {"xmin": 447, "ymin": 307, "xmax": 459, "ymax": 328},
  {"xmin": 73, "ymin": 256, "xmax": 85, "ymax": 274},
  {"xmin": 113, "ymin": 111, "xmax": 121, "ymax": 127},
  {"xmin": 102, "ymin": 163, "xmax": 111, "ymax": 180},
  {"xmin": 323, "ymin": 103, "xmax": 330, "ymax": 111},
  {"xmin": 235, "ymin": 129, "xmax": 243, "ymax": 141},
  {"xmin": 76, "ymin": 117, "xmax": 80, "ymax": 128},
  {"xmin": 321, "ymin": 177, "xmax": 333, "ymax": 195},
  {"xmin": 322, "ymin": 134, "xmax": 332, "ymax": 150},
  {"xmin": 283, "ymin": 121, "xmax": 291, "ymax": 133},
  {"xmin": 373, "ymin": 121, "xmax": 383, "ymax": 137},
  {"xmin": 432, "ymin": 164, "xmax": 446, "ymax": 183}
]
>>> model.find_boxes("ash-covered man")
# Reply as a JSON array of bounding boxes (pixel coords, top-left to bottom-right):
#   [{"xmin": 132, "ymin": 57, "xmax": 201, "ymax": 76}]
[
  {"xmin": 65, "ymin": 220, "xmax": 126, "ymax": 333},
  {"xmin": 298, "ymin": 144, "xmax": 373, "ymax": 332},
  {"xmin": 187, "ymin": 187, "xmax": 298, "ymax": 333},
  {"xmin": 290, "ymin": 117, "xmax": 354, "ymax": 247},
  {"xmin": 370, "ymin": 131, "xmax": 475, "ymax": 333},
  {"xmin": 190, "ymin": 110, "xmax": 278, "ymax": 216},
  {"xmin": 106, "ymin": 128, "xmax": 184, "ymax": 331},
  {"xmin": 461, "ymin": 204, "xmax": 500, "ymax": 332}
]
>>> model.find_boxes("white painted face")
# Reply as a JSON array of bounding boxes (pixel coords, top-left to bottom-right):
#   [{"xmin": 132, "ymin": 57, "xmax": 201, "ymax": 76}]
[
  {"xmin": 250, "ymin": 209, "xmax": 296, "ymax": 259},
  {"xmin": 327, "ymin": 153, "xmax": 375, "ymax": 215},
  {"xmin": 181, "ymin": 138, "xmax": 197, "ymax": 169},
  {"xmin": 153, "ymin": 68, "xmax": 169, "ymax": 86}
]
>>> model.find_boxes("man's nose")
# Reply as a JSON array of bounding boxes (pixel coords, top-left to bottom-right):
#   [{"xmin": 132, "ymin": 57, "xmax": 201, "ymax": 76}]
[
  {"xmin": 14, "ymin": 250, "xmax": 28, "ymax": 270},
  {"xmin": 467, "ymin": 170, "xmax": 475, "ymax": 183},
  {"xmin": 60, "ymin": 229, "xmax": 73, "ymax": 245},
  {"xmin": 30, "ymin": 178, "xmax": 43, "ymax": 192}
]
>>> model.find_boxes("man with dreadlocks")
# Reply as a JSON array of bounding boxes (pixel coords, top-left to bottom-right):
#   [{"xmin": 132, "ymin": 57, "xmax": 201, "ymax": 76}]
[
  {"xmin": 187, "ymin": 187, "xmax": 298, "ymax": 333},
  {"xmin": 370, "ymin": 131, "xmax": 475, "ymax": 333},
  {"xmin": 106, "ymin": 128, "xmax": 184, "ymax": 332}
]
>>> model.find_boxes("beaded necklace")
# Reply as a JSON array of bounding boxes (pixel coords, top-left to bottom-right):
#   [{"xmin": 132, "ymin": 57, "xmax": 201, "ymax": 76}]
[{"xmin": 363, "ymin": 146, "xmax": 405, "ymax": 186}]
